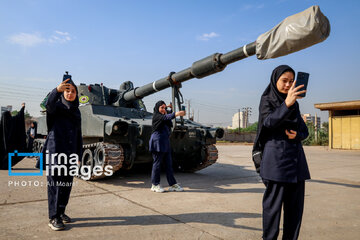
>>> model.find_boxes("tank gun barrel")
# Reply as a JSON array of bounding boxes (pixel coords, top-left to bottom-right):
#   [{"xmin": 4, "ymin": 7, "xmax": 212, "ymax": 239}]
[
  {"xmin": 123, "ymin": 42, "xmax": 256, "ymax": 102},
  {"xmin": 124, "ymin": 5, "xmax": 330, "ymax": 102}
]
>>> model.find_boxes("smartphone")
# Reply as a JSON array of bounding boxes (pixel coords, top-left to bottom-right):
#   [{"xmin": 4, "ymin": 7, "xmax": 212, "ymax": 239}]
[{"xmin": 295, "ymin": 72, "xmax": 309, "ymax": 97}]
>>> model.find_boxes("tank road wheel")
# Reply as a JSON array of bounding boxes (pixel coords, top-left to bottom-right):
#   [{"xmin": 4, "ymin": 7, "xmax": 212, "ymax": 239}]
[
  {"xmin": 81, "ymin": 149, "xmax": 94, "ymax": 178},
  {"xmin": 94, "ymin": 145, "xmax": 105, "ymax": 167},
  {"xmin": 32, "ymin": 143, "xmax": 37, "ymax": 153},
  {"xmin": 38, "ymin": 144, "xmax": 43, "ymax": 154},
  {"xmin": 33, "ymin": 139, "xmax": 45, "ymax": 153},
  {"xmin": 179, "ymin": 144, "xmax": 219, "ymax": 173},
  {"xmin": 102, "ymin": 143, "xmax": 125, "ymax": 172},
  {"xmin": 204, "ymin": 145, "xmax": 218, "ymax": 165},
  {"xmin": 88, "ymin": 143, "xmax": 125, "ymax": 180}
]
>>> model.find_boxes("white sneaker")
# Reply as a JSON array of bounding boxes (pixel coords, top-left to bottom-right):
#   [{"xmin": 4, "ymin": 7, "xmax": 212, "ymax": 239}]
[
  {"xmin": 151, "ymin": 184, "xmax": 165, "ymax": 193},
  {"xmin": 168, "ymin": 183, "xmax": 184, "ymax": 192}
]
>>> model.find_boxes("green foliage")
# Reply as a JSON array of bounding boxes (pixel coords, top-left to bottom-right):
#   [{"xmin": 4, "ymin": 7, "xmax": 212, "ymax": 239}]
[
  {"xmin": 322, "ymin": 122, "xmax": 329, "ymax": 133},
  {"xmin": 228, "ymin": 122, "xmax": 258, "ymax": 133},
  {"xmin": 302, "ymin": 122, "xmax": 329, "ymax": 146},
  {"xmin": 10, "ymin": 110, "xmax": 32, "ymax": 119},
  {"xmin": 226, "ymin": 121, "xmax": 329, "ymax": 146},
  {"xmin": 24, "ymin": 110, "xmax": 31, "ymax": 119},
  {"xmin": 11, "ymin": 110, "xmax": 18, "ymax": 116}
]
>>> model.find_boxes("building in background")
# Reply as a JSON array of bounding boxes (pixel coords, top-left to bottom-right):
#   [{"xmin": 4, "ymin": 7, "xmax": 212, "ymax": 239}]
[
  {"xmin": 229, "ymin": 111, "xmax": 246, "ymax": 129},
  {"xmin": 228, "ymin": 108, "xmax": 252, "ymax": 129},
  {"xmin": 302, "ymin": 113, "xmax": 321, "ymax": 128},
  {"xmin": 315, "ymin": 100, "xmax": 360, "ymax": 150},
  {"xmin": 1, "ymin": 105, "xmax": 12, "ymax": 115}
]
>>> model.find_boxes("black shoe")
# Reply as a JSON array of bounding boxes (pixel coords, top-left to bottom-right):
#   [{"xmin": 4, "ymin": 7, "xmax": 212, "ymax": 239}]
[
  {"xmin": 60, "ymin": 213, "xmax": 71, "ymax": 223},
  {"xmin": 48, "ymin": 218, "xmax": 65, "ymax": 231}
]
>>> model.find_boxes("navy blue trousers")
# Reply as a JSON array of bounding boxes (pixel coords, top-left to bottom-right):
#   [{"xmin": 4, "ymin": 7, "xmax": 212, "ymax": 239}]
[
  {"xmin": 151, "ymin": 151, "xmax": 177, "ymax": 186},
  {"xmin": 47, "ymin": 174, "xmax": 73, "ymax": 219},
  {"xmin": 262, "ymin": 180, "xmax": 305, "ymax": 240}
]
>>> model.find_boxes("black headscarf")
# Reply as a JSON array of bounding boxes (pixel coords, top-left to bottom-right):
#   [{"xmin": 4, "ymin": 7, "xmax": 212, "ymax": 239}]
[
  {"xmin": 253, "ymin": 65, "xmax": 299, "ymax": 152},
  {"xmin": 46, "ymin": 79, "xmax": 81, "ymax": 132},
  {"xmin": 60, "ymin": 79, "xmax": 79, "ymax": 110},
  {"xmin": 152, "ymin": 100, "xmax": 172, "ymax": 133}
]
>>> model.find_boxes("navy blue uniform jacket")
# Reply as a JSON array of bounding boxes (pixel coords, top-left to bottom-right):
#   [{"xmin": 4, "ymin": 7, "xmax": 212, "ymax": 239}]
[
  {"xmin": 149, "ymin": 112, "xmax": 175, "ymax": 153},
  {"xmin": 43, "ymin": 88, "xmax": 83, "ymax": 165},
  {"xmin": 260, "ymin": 102, "xmax": 310, "ymax": 183}
]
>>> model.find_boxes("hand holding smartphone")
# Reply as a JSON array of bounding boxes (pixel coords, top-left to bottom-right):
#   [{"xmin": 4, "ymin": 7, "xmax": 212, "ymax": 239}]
[{"xmin": 294, "ymin": 72, "xmax": 310, "ymax": 97}]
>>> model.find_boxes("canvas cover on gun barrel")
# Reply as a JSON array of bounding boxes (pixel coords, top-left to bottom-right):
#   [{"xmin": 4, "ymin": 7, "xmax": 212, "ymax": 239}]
[{"xmin": 256, "ymin": 5, "xmax": 330, "ymax": 60}]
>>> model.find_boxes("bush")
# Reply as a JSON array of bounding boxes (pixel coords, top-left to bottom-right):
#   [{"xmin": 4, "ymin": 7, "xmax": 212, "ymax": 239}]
[
  {"xmin": 302, "ymin": 122, "xmax": 328, "ymax": 146},
  {"xmin": 227, "ymin": 122, "xmax": 258, "ymax": 133}
]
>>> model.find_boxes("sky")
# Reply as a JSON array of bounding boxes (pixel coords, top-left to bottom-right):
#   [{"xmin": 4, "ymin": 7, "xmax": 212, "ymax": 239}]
[{"xmin": 1, "ymin": 0, "xmax": 359, "ymax": 127}]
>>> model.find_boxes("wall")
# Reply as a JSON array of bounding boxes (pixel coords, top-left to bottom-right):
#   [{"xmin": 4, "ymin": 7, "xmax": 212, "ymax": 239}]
[
  {"xmin": 218, "ymin": 132, "xmax": 256, "ymax": 143},
  {"xmin": 331, "ymin": 115, "xmax": 360, "ymax": 150}
]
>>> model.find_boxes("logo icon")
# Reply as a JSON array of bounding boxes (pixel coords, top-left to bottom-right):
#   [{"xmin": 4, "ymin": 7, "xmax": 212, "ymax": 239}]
[
  {"xmin": 8, "ymin": 151, "xmax": 43, "ymax": 176},
  {"xmin": 79, "ymin": 95, "xmax": 89, "ymax": 104}
]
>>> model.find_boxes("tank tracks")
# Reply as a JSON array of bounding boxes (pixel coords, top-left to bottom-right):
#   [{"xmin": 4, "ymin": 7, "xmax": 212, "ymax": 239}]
[
  {"xmin": 33, "ymin": 140, "xmax": 125, "ymax": 180},
  {"xmin": 81, "ymin": 142, "xmax": 124, "ymax": 180},
  {"xmin": 183, "ymin": 144, "xmax": 218, "ymax": 172},
  {"xmin": 33, "ymin": 140, "xmax": 218, "ymax": 178}
]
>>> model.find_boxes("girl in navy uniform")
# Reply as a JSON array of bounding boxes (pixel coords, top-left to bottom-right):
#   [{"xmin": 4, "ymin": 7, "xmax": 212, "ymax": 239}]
[
  {"xmin": 254, "ymin": 65, "xmax": 310, "ymax": 240},
  {"xmin": 43, "ymin": 76, "xmax": 82, "ymax": 230},
  {"xmin": 149, "ymin": 101, "xmax": 185, "ymax": 192},
  {"xmin": 26, "ymin": 121, "xmax": 36, "ymax": 152}
]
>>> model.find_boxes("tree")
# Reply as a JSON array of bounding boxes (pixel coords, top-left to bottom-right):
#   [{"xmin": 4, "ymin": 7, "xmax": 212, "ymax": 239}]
[
  {"xmin": 302, "ymin": 122, "xmax": 328, "ymax": 146},
  {"xmin": 227, "ymin": 122, "xmax": 258, "ymax": 133},
  {"xmin": 11, "ymin": 110, "xmax": 18, "ymax": 116},
  {"xmin": 11, "ymin": 110, "xmax": 32, "ymax": 120},
  {"xmin": 322, "ymin": 122, "xmax": 329, "ymax": 133},
  {"xmin": 24, "ymin": 110, "xmax": 31, "ymax": 119}
]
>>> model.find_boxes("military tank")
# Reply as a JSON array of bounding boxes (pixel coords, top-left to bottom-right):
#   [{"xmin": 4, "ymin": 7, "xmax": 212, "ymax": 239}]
[
  {"xmin": 34, "ymin": 74, "xmax": 224, "ymax": 180},
  {"xmin": 32, "ymin": 5, "xmax": 330, "ymax": 180}
]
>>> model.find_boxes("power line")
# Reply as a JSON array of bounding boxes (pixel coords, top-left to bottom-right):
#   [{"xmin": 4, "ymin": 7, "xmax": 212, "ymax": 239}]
[
  {"xmin": 1, "ymin": 86, "xmax": 50, "ymax": 94},
  {"xmin": 4, "ymin": 83, "xmax": 51, "ymax": 91},
  {"xmin": 190, "ymin": 104, "xmax": 236, "ymax": 115},
  {"xmin": 0, "ymin": 94, "xmax": 43, "ymax": 102},
  {"xmin": 191, "ymin": 99, "xmax": 238, "ymax": 111},
  {"xmin": 0, "ymin": 90, "xmax": 47, "ymax": 98}
]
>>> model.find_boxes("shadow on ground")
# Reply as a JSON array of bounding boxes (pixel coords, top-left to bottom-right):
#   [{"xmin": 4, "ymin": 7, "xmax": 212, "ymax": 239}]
[
  {"xmin": 309, "ymin": 179, "xmax": 360, "ymax": 189},
  {"xmin": 92, "ymin": 162, "xmax": 264, "ymax": 194},
  {"xmin": 68, "ymin": 212, "xmax": 262, "ymax": 231}
]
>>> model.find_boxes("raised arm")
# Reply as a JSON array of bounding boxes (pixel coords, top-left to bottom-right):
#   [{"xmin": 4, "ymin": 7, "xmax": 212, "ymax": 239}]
[
  {"xmin": 46, "ymin": 79, "xmax": 72, "ymax": 114},
  {"xmin": 45, "ymin": 88, "xmax": 62, "ymax": 114},
  {"xmin": 162, "ymin": 112, "xmax": 176, "ymax": 121}
]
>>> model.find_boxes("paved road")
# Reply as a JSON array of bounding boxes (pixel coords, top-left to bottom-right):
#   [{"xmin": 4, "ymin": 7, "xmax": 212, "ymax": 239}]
[{"xmin": 1, "ymin": 144, "xmax": 359, "ymax": 239}]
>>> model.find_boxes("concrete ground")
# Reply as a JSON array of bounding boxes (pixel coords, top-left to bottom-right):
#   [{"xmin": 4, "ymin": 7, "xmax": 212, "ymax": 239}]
[{"xmin": 1, "ymin": 144, "xmax": 359, "ymax": 240}]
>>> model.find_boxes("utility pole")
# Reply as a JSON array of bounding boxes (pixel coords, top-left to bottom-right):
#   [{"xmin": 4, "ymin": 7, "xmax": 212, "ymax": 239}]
[
  {"xmin": 242, "ymin": 107, "xmax": 252, "ymax": 128},
  {"xmin": 238, "ymin": 109, "xmax": 241, "ymax": 134},
  {"xmin": 315, "ymin": 113, "xmax": 318, "ymax": 143},
  {"xmin": 187, "ymin": 99, "xmax": 190, "ymax": 119}
]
